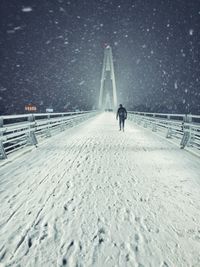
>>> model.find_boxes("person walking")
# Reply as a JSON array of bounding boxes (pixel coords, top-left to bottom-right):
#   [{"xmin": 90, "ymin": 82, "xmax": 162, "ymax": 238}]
[{"xmin": 116, "ymin": 104, "xmax": 127, "ymax": 131}]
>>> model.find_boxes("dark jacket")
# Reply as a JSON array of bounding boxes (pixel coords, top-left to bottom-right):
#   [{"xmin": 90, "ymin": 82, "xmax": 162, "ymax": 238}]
[{"xmin": 116, "ymin": 107, "xmax": 127, "ymax": 119}]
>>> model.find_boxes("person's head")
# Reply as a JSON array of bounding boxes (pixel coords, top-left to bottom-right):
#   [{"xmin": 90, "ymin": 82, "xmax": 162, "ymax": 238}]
[{"xmin": 119, "ymin": 104, "xmax": 123, "ymax": 108}]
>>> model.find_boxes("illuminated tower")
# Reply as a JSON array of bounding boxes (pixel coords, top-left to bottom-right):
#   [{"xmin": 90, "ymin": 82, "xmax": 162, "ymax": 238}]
[{"xmin": 99, "ymin": 45, "xmax": 117, "ymax": 110}]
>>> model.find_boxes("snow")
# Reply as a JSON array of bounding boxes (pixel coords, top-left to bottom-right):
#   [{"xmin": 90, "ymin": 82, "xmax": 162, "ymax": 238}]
[
  {"xmin": 21, "ymin": 7, "xmax": 33, "ymax": 13},
  {"xmin": 174, "ymin": 80, "xmax": 178, "ymax": 89},
  {"xmin": 1, "ymin": 1, "xmax": 200, "ymax": 115},
  {"xmin": 0, "ymin": 113, "xmax": 200, "ymax": 266},
  {"xmin": 78, "ymin": 81, "xmax": 85, "ymax": 86},
  {"xmin": 189, "ymin": 29, "xmax": 194, "ymax": 36}
]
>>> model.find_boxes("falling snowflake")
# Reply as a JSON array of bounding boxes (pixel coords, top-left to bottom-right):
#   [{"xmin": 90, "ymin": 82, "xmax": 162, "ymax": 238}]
[
  {"xmin": 22, "ymin": 7, "xmax": 33, "ymax": 12},
  {"xmin": 79, "ymin": 81, "xmax": 85, "ymax": 86},
  {"xmin": 0, "ymin": 87, "xmax": 7, "ymax": 92},
  {"xmin": 136, "ymin": 59, "xmax": 141, "ymax": 64},
  {"xmin": 14, "ymin": 26, "xmax": 22, "ymax": 31},
  {"xmin": 59, "ymin": 7, "xmax": 65, "ymax": 12},
  {"xmin": 189, "ymin": 29, "xmax": 194, "ymax": 35},
  {"xmin": 7, "ymin": 30, "xmax": 15, "ymax": 34}
]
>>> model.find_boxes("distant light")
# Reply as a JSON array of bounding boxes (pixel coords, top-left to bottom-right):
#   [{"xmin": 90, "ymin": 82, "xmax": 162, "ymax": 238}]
[
  {"xmin": 22, "ymin": 7, "xmax": 33, "ymax": 12},
  {"xmin": 25, "ymin": 104, "xmax": 37, "ymax": 112},
  {"xmin": 104, "ymin": 43, "xmax": 110, "ymax": 48}
]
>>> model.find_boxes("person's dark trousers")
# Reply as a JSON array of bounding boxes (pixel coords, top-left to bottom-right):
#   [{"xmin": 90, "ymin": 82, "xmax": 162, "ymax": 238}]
[{"xmin": 119, "ymin": 117, "xmax": 125, "ymax": 131}]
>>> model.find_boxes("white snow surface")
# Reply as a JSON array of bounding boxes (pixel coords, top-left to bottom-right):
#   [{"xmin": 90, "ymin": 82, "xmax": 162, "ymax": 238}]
[{"xmin": 0, "ymin": 113, "xmax": 200, "ymax": 267}]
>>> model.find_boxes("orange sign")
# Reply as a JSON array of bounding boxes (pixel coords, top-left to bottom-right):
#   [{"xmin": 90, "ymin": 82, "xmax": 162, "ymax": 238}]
[{"xmin": 25, "ymin": 104, "xmax": 37, "ymax": 112}]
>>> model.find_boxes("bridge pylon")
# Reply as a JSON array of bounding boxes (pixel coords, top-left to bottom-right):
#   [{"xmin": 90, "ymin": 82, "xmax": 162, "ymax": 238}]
[{"xmin": 99, "ymin": 45, "xmax": 117, "ymax": 110}]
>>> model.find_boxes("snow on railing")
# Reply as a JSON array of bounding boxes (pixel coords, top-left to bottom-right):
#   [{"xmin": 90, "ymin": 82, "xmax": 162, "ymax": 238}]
[
  {"xmin": 128, "ymin": 111, "xmax": 200, "ymax": 155},
  {"xmin": 0, "ymin": 111, "xmax": 98, "ymax": 159}
]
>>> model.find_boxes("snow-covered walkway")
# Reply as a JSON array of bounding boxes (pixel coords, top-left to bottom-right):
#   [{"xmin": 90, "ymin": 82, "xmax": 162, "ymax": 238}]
[{"xmin": 0, "ymin": 113, "xmax": 200, "ymax": 267}]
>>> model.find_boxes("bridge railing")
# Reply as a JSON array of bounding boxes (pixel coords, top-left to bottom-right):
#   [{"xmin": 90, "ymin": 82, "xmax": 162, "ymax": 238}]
[
  {"xmin": 128, "ymin": 111, "xmax": 200, "ymax": 155},
  {"xmin": 0, "ymin": 111, "xmax": 97, "ymax": 159}
]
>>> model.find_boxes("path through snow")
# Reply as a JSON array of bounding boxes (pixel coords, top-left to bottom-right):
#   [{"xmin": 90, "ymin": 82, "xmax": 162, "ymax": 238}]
[{"xmin": 0, "ymin": 113, "xmax": 200, "ymax": 267}]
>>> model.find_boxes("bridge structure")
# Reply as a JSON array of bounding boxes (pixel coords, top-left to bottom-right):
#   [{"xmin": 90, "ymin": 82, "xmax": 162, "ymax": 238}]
[
  {"xmin": 0, "ymin": 47, "xmax": 200, "ymax": 266},
  {"xmin": 99, "ymin": 45, "xmax": 117, "ymax": 110},
  {"xmin": 0, "ymin": 110, "xmax": 200, "ymax": 267}
]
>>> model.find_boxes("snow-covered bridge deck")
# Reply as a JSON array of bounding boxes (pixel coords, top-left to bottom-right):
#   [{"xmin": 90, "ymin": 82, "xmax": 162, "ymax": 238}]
[{"xmin": 0, "ymin": 113, "xmax": 200, "ymax": 267}]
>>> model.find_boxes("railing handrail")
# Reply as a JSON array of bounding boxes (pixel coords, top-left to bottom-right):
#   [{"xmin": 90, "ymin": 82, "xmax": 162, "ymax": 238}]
[
  {"xmin": 128, "ymin": 111, "xmax": 200, "ymax": 120},
  {"xmin": 0, "ymin": 110, "xmax": 98, "ymax": 160},
  {"xmin": 0, "ymin": 110, "xmax": 96, "ymax": 121},
  {"xmin": 128, "ymin": 111, "xmax": 200, "ymax": 155}
]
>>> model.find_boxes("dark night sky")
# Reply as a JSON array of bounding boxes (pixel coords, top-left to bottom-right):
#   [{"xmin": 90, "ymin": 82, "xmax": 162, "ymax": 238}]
[{"xmin": 0, "ymin": 0, "xmax": 200, "ymax": 114}]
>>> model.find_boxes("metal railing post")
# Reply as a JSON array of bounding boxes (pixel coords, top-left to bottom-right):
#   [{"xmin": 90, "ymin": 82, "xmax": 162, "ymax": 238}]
[
  {"xmin": 45, "ymin": 114, "xmax": 51, "ymax": 137},
  {"xmin": 26, "ymin": 115, "xmax": 38, "ymax": 146},
  {"xmin": 0, "ymin": 117, "xmax": 7, "ymax": 159},
  {"xmin": 152, "ymin": 123, "xmax": 157, "ymax": 132},
  {"xmin": 144, "ymin": 120, "xmax": 148, "ymax": 128},
  {"xmin": 137, "ymin": 116, "xmax": 141, "ymax": 125},
  {"xmin": 180, "ymin": 114, "xmax": 192, "ymax": 149},
  {"xmin": 60, "ymin": 114, "xmax": 65, "ymax": 131},
  {"xmin": 166, "ymin": 127, "xmax": 172, "ymax": 138}
]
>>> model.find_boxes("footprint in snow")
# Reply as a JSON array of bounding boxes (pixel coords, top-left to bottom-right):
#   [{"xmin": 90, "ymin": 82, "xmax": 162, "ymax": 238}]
[
  {"xmin": 97, "ymin": 167, "xmax": 101, "ymax": 174},
  {"xmin": 161, "ymin": 261, "xmax": 169, "ymax": 267},
  {"xmin": 135, "ymin": 233, "xmax": 140, "ymax": 242},
  {"xmin": 39, "ymin": 222, "xmax": 48, "ymax": 242}
]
